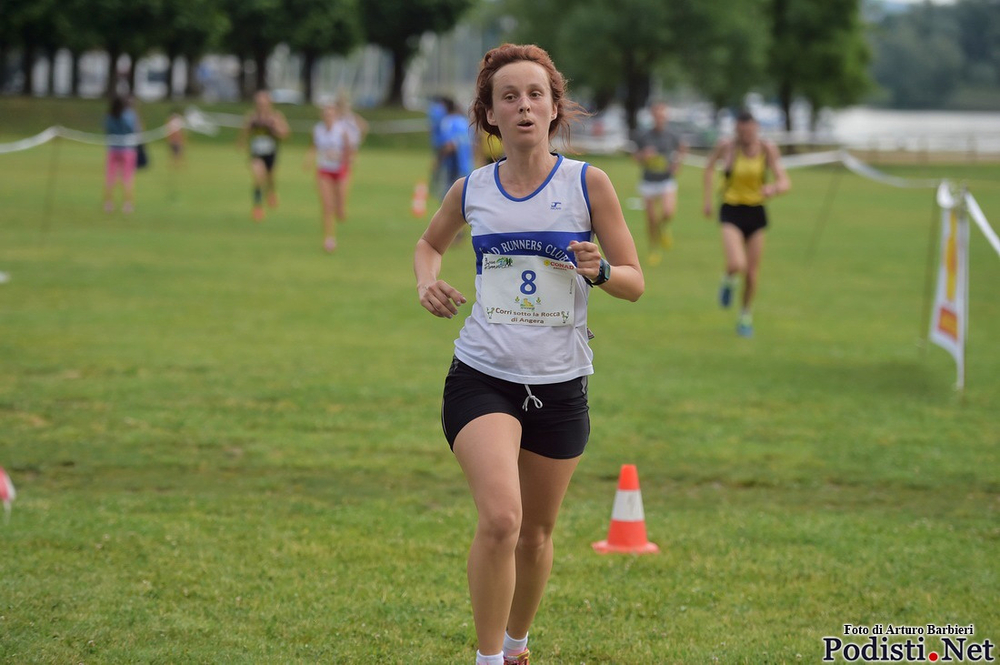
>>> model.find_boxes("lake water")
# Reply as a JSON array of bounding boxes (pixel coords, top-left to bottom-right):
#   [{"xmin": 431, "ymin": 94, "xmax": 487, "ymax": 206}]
[
  {"xmin": 580, "ymin": 104, "xmax": 1000, "ymax": 155},
  {"xmin": 824, "ymin": 107, "xmax": 1000, "ymax": 154}
]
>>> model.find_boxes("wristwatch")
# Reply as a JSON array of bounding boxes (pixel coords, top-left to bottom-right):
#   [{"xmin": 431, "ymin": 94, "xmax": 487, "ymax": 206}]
[{"xmin": 585, "ymin": 258, "xmax": 611, "ymax": 287}]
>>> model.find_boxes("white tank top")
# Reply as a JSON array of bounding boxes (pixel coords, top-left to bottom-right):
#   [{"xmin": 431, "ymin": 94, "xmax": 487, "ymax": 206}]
[
  {"xmin": 454, "ymin": 154, "xmax": 595, "ymax": 384},
  {"xmin": 313, "ymin": 121, "xmax": 348, "ymax": 172}
]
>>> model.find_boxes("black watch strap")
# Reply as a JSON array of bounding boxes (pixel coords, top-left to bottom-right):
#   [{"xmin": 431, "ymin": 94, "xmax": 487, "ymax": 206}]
[{"xmin": 585, "ymin": 258, "xmax": 611, "ymax": 287}]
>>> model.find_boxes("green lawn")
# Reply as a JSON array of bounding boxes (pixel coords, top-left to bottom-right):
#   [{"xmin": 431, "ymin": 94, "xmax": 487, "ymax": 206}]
[{"xmin": 1, "ymin": 117, "xmax": 998, "ymax": 664}]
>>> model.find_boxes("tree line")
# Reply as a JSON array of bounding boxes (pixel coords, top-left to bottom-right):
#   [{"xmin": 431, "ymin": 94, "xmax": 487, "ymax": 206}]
[
  {"xmin": 0, "ymin": 0, "xmax": 872, "ymax": 129},
  {"xmin": 501, "ymin": 0, "xmax": 1000, "ymax": 127},
  {"xmin": 2, "ymin": 0, "xmax": 998, "ymax": 125},
  {"xmin": 0, "ymin": 0, "xmax": 472, "ymax": 104},
  {"xmin": 499, "ymin": 0, "xmax": 871, "ymax": 130},
  {"xmin": 868, "ymin": 0, "xmax": 1000, "ymax": 110}
]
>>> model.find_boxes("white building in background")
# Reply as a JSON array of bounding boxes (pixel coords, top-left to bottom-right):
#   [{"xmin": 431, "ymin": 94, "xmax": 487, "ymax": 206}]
[
  {"xmin": 21, "ymin": 21, "xmax": 493, "ymax": 109},
  {"xmin": 263, "ymin": 24, "xmax": 492, "ymax": 109}
]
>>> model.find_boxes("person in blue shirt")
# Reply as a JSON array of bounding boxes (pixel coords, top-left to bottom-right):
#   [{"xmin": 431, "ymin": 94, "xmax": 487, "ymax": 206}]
[
  {"xmin": 439, "ymin": 97, "xmax": 474, "ymax": 188},
  {"xmin": 428, "ymin": 96, "xmax": 449, "ymax": 200}
]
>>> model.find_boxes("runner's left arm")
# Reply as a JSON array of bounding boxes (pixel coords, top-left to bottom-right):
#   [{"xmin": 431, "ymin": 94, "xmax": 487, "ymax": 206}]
[
  {"xmin": 414, "ymin": 179, "xmax": 469, "ymax": 318},
  {"xmin": 273, "ymin": 112, "xmax": 291, "ymax": 140},
  {"xmin": 671, "ymin": 136, "xmax": 689, "ymax": 177},
  {"xmin": 571, "ymin": 166, "xmax": 644, "ymax": 302},
  {"xmin": 763, "ymin": 141, "xmax": 791, "ymax": 198}
]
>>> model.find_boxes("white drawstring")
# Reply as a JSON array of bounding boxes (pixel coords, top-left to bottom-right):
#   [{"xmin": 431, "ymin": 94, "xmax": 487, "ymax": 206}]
[{"xmin": 522, "ymin": 385, "xmax": 543, "ymax": 411}]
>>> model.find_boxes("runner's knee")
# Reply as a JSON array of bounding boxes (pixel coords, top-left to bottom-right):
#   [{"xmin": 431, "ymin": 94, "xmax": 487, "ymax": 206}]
[
  {"xmin": 517, "ymin": 522, "xmax": 555, "ymax": 552},
  {"xmin": 727, "ymin": 257, "xmax": 747, "ymax": 274},
  {"xmin": 478, "ymin": 504, "xmax": 522, "ymax": 546}
]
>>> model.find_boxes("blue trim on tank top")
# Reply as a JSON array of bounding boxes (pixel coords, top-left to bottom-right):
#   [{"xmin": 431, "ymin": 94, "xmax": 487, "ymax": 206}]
[
  {"xmin": 580, "ymin": 163, "xmax": 591, "ymax": 217},
  {"xmin": 493, "ymin": 154, "xmax": 564, "ymax": 202},
  {"xmin": 472, "ymin": 229, "xmax": 592, "ymax": 274},
  {"xmin": 461, "ymin": 175, "xmax": 470, "ymax": 221}
]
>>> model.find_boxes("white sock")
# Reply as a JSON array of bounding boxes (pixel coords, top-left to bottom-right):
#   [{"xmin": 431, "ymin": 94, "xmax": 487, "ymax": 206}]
[
  {"xmin": 476, "ymin": 650, "xmax": 504, "ymax": 665},
  {"xmin": 503, "ymin": 632, "xmax": 528, "ymax": 656}
]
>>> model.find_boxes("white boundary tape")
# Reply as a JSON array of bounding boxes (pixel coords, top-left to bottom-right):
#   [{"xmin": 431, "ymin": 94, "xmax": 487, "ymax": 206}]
[
  {"xmin": 186, "ymin": 106, "xmax": 425, "ymax": 134},
  {"xmin": 781, "ymin": 150, "xmax": 843, "ymax": 169},
  {"xmin": 0, "ymin": 108, "xmax": 218, "ymax": 153},
  {"xmin": 0, "ymin": 107, "xmax": 428, "ymax": 156},
  {"xmin": 838, "ymin": 151, "xmax": 941, "ymax": 189},
  {"xmin": 680, "ymin": 152, "xmax": 707, "ymax": 168},
  {"xmin": 965, "ymin": 192, "xmax": 1000, "ymax": 259},
  {"xmin": 686, "ymin": 147, "xmax": 999, "ymax": 258},
  {"xmin": 683, "ymin": 148, "xmax": 940, "ymax": 187},
  {"xmin": 0, "ymin": 127, "xmax": 60, "ymax": 154},
  {"xmin": 2, "ymin": 115, "xmax": 997, "ymax": 258}
]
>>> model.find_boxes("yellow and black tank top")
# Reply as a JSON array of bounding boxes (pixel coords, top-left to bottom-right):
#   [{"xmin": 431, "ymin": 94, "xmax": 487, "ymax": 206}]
[
  {"xmin": 723, "ymin": 145, "xmax": 767, "ymax": 206},
  {"xmin": 481, "ymin": 132, "xmax": 504, "ymax": 164},
  {"xmin": 249, "ymin": 116, "xmax": 279, "ymax": 157}
]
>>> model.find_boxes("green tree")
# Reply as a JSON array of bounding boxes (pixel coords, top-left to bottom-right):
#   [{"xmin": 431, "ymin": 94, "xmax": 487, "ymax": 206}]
[
  {"xmin": 39, "ymin": 6, "xmax": 66, "ymax": 95},
  {"xmin": 4, "ymin": 0, "xmax": 58, "ymax": 95},
  {"xmin": 0, "ymin": 0, "xmax": 91, "ymax": 95},
  {"xmin": 220, "ymin": 0, "xmax": 286, "ymax": 98},
  {"xmin": 61, "ymin": 0, "xmax": 102, "ymax": 96},
  {"xmin": 870, "ymin": 6, "xmax": 963, "ymax": 108},
  {"xmin": 0, "ymin": 0, "xmax": 12, "ymax": 92},
  {"xmin": 360, "ymin": 0, "xmax": 473, "ymax": 106},
  {"xmin": 672, "ymin": 0, "xmax": 770, "ymax": 117},
  {"xmin": 157, "ymin": 0, "xmax": 229, "ymax": 98},
  {"xmin": 87, "ymin": 0, "xmax": 163, "ymax": 97},
  {"xmin": 286, "ymin": 0, "xmax": 363, "ymax": 103},
  {"xmin": 767, "ymin": 0, "xmax": 870, "ymax": 131},
  {"xmin": 955, "ymin": 0, "xmax": 1000, "ymax": 86},
  {"xmin": 506, "ymin": 0, "xmax": 676, "ymax": 129},
  {"xmin": 505, "ymin": 0, "xmax": 772, "ymax": 130}
]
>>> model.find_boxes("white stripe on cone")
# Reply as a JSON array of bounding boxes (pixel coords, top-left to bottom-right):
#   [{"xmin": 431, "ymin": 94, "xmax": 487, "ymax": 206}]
[{"xmin": 610, "ymin": 489, "xmax": 645, "ymax": 522}]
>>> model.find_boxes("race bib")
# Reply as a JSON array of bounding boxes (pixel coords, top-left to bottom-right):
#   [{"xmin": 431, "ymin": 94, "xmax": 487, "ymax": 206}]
[
  {"xmin": 480, "ymin": 254, "xmax": 576, "ymax": 327},
  {"xmin": 318, "ymin": 149, "xmax": 342, "ymax": 171},
  {"xmin": 251, "ymin": 135, "xmax": 276, "ymax": 155},
  {"xmin": 645, "ymin": 153, "xmax": 668, "ymax": 173}
]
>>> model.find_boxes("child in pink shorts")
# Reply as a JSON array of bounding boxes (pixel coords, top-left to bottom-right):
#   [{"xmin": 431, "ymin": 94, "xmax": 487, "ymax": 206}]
[{"xmin": 103, "ymin": 96, "xmax": 138, "ymax": 213}]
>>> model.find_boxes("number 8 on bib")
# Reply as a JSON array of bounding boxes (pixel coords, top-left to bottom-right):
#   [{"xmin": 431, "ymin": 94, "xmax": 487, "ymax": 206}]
[{"xmin": 480, "ymin": 254, "xmax": 577, "ymax": 327}]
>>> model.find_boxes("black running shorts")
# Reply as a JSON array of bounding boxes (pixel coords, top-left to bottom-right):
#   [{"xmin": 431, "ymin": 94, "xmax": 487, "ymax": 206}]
[
  {"xmin": 720, "ymin": 203, "xmax": 768, "ymax": 239},
  {"xmin": 441, "ymin": 357, "xmax": 590, "ymax": 460},
  {"xmin": 253, "ymin": 152, "xmax": 277, "ymax": 172}
]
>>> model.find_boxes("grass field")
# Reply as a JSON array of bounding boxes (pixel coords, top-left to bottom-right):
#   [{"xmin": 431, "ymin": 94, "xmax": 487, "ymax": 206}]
[{"xmin": 1, "ymin": 111, "xmax": 999, "ymax": 664}]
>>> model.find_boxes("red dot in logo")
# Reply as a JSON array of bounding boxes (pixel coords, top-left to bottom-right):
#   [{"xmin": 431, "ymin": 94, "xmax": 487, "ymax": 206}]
[{"xmin": 929, "ymin": 653, "xmax": 939, "ymax": 662}]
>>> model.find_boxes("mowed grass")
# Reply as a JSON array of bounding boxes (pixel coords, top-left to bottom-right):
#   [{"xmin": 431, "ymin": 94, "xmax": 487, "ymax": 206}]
[{"xmin": 0, "ymin": 123, "xmax": 999, "ymax": 664}]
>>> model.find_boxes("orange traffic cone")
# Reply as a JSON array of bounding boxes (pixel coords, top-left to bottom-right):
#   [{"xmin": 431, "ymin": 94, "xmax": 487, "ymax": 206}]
[
  {"xmin": 592, "ymin": 464, "xmax": 659, "ymax": 554},
  {"xmin": 411, "ymin": 181, "xmax": 428, "ymax": 218}
]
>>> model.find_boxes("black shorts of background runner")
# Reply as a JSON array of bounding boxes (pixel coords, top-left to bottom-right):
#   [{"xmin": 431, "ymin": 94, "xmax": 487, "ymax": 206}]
[
  {"xmin": 254, "ymin": 152, "xmax": 277, "ymax": 172},
  {"xmin": 720, "ymin": 203, "xmax": 768, "ymax": 239},
  {"xmin": 441, "ymin": 357, "xmax": 590, "ymax": 460}
]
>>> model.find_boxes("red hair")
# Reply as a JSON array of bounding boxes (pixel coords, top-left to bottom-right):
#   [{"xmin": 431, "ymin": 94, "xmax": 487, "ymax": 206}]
[{"xmin": 471, "ymin": 43, "xmax": 588, "ymax": 147}]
